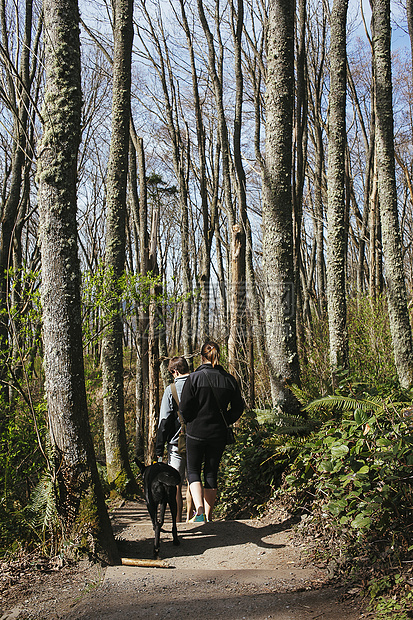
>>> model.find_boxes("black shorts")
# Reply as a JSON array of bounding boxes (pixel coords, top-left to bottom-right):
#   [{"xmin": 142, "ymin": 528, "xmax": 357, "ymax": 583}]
[{"xmin": 186, "ymin": 435, "xmax": 226, "ymax": 489}]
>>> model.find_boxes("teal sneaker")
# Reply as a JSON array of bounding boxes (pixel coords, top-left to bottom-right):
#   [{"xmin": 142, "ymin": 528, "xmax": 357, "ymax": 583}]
[{"xmin": 188, "ymin": 512, "xmax": 206, "ymax": 523}]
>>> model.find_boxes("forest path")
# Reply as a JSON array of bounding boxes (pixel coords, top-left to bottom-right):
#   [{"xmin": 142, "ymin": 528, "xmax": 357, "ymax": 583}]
[{"xmin": 62, "ymin": 500, "xmax": 367, "ymax": 620}]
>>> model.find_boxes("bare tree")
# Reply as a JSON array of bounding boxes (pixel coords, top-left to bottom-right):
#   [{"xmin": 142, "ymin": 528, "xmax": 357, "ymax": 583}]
[
  {"xmin": 101, "ymin": 0, "xmax": 138, "ymax": 492},
  {"xmin": 38, "ymin": 0, "xmax": 119, "ymax": 563},
  {"xmin": 326, "ymin": 0, "xmax": 349, "ymax": 380},
  {"xmin": 262, "ymin": 0, "xmax": 300, "ymax": 413},
  {"xmin": 0, "ymin": 0, "xmax": 42, "ymax": 402},
  {"xmin": 370, "ymin": 0, "xmax": 413, "ymax": 388}
]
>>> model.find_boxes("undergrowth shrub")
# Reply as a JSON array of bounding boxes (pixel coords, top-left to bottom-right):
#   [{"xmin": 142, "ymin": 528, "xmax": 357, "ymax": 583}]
[
  {"xmin": 273, "ymin": 390, "xmax": 413, "ymax": 576},
  {"xmin": 366, "ymin": 572, "xmax": 413, "ymax": 620},
  {"xmin": 347, "ymin": 295, "xmax": 396, "ymax": 386},
  {"xmin": 0, "ymin": 400, "xmax": 47, "ymax": 555},
  {"xmin": 216, "ymin": 410, "xmax": 314, "ymax": 519},
  {"xmin": 216, "ymin": 411, "xmax": 285, "ymax": 518},
  {"xmin": 299, "ymin": 314, "xmax": 330, "ymax": 397},
  {"xmin": 299, "ymin": 295, "xmax": 397, "ymax": 399}
]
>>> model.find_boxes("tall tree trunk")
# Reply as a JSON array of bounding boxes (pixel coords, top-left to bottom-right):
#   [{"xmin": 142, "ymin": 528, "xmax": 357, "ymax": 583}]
[
  {"xmin": 0, "ymin": 0, "xmax": 37, "ymax": 403},
  {"xmin": 197, "ymin": 0, "xmax": 235, "ymax": 229},
  {"xmin": 146, "ymin": 278, "xmax": 160, "ymax": 464},
  {"xmin": 136, "ymin": 136, "xmax": 150, "ymax": 459},
  {"xmin": 326, "ymin": 0, "xmax": 349, "ymax": 381},
  {"xmin": 228, "ymin": 224, "xmax": 246, "ymax": 380},
  {"xmin": 308, "ymin": 9, "xmax": 327, "ymax": 316},
  {"xmin": 371, "ymin": 0, "xmax": 413, "ymax": 387},
  {"xmin": 145, "ymin": 195, "xmax": 161, "ymax": 463},
  {"xmin": 179, "ymin": 0, "xmax": 214, "ymax": 344},
  {"xmin": 8, "ymin": 0, "xmax": 39, "ymax": 401},
  {"xmin": 230, "ymin": 0, "xmax": 249, "ymax": 389},
  {"xmin": 293, "ymin": 0, "xmax": 308, "ymax": 355},
  {"xmin": 38, "ymin": 0, "xmax": 119, "ymax": 564},
  {"xmin": 101, "ymin": 0, "xmax": 138, "ymax": 493},
  {"xmin": 140, "ymin": 3, "xmax": 194, "ymax": 362},
  {"xmin": 215, "ymin": 214, "xmax": 228, "ymax": 336},
  {"xmin": 347, "ymin": 58, "xmax": 374, "ymax": 295},
  {"xmin": 127, "ymin": 137, "xmax": 144, "ymax": 460},
  {"xmin": 407, "ymin": 0, "xmax": 413, "ymax": 78},
  {"xmin": 369, "ymin": 164, "xmax": 380, "ymax": 300},
  {"xmin": 262, "ymin": 0, "xmax": 300, "ymax": 413}
]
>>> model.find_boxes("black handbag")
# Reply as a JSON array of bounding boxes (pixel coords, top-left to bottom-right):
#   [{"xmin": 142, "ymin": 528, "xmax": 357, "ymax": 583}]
[{"xmin": 201, "ymin": 369, "xmax": 236, "ymax": 445}]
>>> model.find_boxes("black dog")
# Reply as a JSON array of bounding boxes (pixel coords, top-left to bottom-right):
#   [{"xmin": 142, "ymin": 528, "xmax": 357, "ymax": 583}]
[{"xmin": 135, "ymin": 459, "xmax": 181, "ymax": 558}]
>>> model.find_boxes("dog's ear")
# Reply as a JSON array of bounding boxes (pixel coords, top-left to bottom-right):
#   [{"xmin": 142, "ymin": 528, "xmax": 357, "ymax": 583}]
[{"xmin": 134, "ymin": 457, "xmax": 145, "ymax": 474}]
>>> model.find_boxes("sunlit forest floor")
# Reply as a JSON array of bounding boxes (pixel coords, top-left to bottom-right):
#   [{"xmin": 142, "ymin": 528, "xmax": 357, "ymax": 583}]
[{"xmin": 1, "ymin": 499, "xmax": 368, "ymax": 620}]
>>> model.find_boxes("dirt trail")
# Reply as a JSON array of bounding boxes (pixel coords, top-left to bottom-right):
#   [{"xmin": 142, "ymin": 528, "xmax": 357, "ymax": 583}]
[{"xmin": 59, "ymin": 500, "xmax": 367, "ymax": 620}]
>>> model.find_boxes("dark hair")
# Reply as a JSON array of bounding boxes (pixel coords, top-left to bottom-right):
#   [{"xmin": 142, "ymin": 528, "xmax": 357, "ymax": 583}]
[
  {"xmin": 201, "ymin": 341, "xmax": 220, "ymax": 367},
  {"xmin": 168, "ymin": 356, "xmax": 189, "ymax": 375}
]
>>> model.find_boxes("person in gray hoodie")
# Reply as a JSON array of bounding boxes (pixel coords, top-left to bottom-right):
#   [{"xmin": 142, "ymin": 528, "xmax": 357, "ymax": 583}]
[{"xmin": 156, "ymin": 356, "xmax": 190, "ymax": 521}]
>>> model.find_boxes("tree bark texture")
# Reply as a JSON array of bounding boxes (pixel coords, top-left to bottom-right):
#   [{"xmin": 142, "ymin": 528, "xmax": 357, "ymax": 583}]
[
  {"xmin": 38, "ymin": 0, "xmax": 119, "ymax": 564},
  {"xmin": 371, "ymin": 0, "xmax": 413, "ymax": 388},
  {"xmin": 197, "ymin": 0, "xmax": 235, "ymax": 228},
  {"xmin": 101, "ymin": 0, "xmax": 138, "ymax": 491},
  {"xmin": 179, "ymin": 0, "xmax": 214, "ymax": 344},
  {"xmin": 308, "ymin": 9, "xmax": 327, "ymax": 316},
  {"xmin": 229, "ymin": 0, "xmax": 249, "ymax": 389},
  {"xmin": 0, "ymin": 0, "xmax": 37, "ymax": 402},
  {"xmin": 262, "ymin": 0, "xmax": 300, "ymax": 413},
  {"xmin": 228, "ymin": 224, "xmax": 246, "ymax": 381},
  {"xmin": 407, "ymin": 0, "xmax": 413, "ymax": 79},
  {"xmin": 136, "ymin": 137, "xmax": 150, "ymax": 459},
  {"xmin": 326, "ymin": 0, "xmax": 349, "ymax": 378},
  {"xmin": 293, "ymin": 0, "xmax": 308, "ymax": 355},
  {"xmin": 141, "ymin": 2, "xmax": 194, "ymax": 361},
  {"xmin": 146, "ymin": 294, "xmax": 160, "ymax": 464}
]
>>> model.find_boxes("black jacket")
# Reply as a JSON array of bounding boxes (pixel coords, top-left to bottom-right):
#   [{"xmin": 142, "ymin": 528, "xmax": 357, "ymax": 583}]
[{"xmin": 179, "ymin": 363, "xmax": 244, "ymax": 441}]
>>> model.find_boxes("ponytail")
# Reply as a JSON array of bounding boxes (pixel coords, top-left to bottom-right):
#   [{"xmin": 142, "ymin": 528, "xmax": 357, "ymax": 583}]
[{"xmin": 201, "ymin": 341, "xmax": 220, "ymax": 367}]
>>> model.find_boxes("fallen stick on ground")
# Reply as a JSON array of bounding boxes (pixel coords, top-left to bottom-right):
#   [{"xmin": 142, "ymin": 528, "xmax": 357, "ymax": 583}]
[{"xmin": 120, "ymin": 558, "xmax": 170, "ymax": 568}]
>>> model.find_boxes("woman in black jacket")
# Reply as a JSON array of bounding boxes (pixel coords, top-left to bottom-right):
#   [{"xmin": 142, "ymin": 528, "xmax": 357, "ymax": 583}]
[{"xmin": 179, "ymin": 341, "xmax": 244, "ymax": 522}]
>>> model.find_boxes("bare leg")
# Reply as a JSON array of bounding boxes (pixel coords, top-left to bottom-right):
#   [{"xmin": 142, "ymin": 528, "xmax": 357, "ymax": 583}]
[
  {"xmin": 204, "ymin": 488, "xmax": 217, "ymax": 521},
  {"xmin": 186, "ymin": 485, "xmax": 194, "ymax": 522},
  {"xmin": 176, "ymin": 484, "xmax": 183, "ymax": 522},
  {"xmin": 189, "ymin": 481, "xmax": 204, "ymax": 515}
]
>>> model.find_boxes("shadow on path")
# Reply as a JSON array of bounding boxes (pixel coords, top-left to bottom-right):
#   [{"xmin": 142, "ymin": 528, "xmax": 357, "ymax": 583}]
[{"xmin": 112, "ymin": 500, "xmax": 300, "ymax": 563}]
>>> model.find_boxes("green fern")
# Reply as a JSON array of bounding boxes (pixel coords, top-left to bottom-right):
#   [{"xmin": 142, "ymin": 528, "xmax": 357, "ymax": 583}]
[
  {"xmin": 24, "ymin": 471, "xmax": 58, "ymax": 534},
  {"xmin": 269, "ymin": 413, "xmax": 320, "ymax": 435},
  {"xmin": 303, "ymin": 393, "xmax": 406, "ymax": 417},
  {"xmin": 23, "ymin": 438, "xmax": 59, "ymax": 542},
  {"xmin": 289, "ymin": 383, "xmax": 314, "ymax": 405}
]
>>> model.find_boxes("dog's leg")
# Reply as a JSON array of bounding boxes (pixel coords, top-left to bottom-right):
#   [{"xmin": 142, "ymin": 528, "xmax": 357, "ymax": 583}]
[
  {"xmin": 154, "ymin": 499, "xmax": 167, "ymax": 558},
  {"xmin": 147, "ymin": 501, "xmax": 161, "ymax": 558},
  {"xmin": 146, "ymin": 500, "xmax": 157, "ymax": 532},
  {"xmin": 168, "ymin": 489, "xmax": 180, "ymax": 546},
  {"xmin": 154, "ymin": 518, "xmax": 161, "ymax": 558}
]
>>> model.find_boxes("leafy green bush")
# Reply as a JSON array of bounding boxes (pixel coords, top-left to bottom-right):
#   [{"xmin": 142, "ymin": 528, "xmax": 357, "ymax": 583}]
[
  {"xmin": 216, "ymin": 411, "xmax": 308, "ymax": 519},
  {"xmin": 276, "ymin": 392, "xmax": 413, "ymax": 571},
  {"xmin": 0, "ymin": 400, "xmax": 48, "ymax": 555},
  {"xmin": 347, "ymin": 295, "xmax": 397, "ymax": 387},
  {"xmin": 367, "ymin": 573, "xmax": 413, "ymax": 620},
  {"xmin": 299, "ymin": 295, "xmax": 398, "ymax": 399}
]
